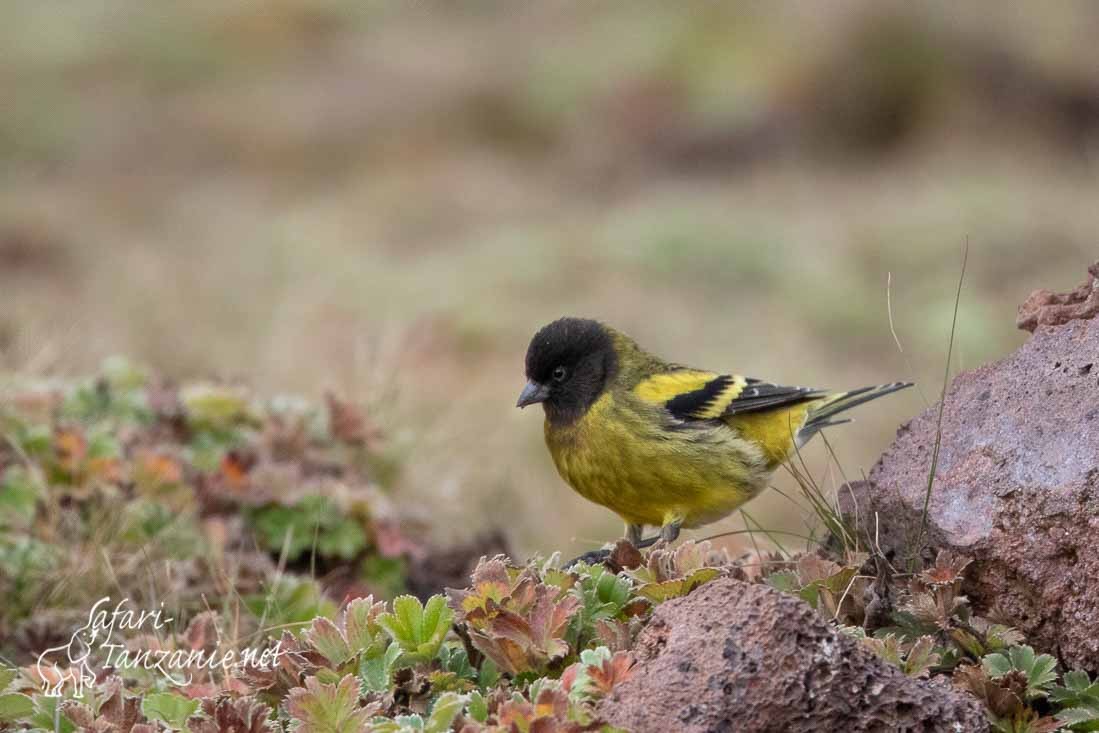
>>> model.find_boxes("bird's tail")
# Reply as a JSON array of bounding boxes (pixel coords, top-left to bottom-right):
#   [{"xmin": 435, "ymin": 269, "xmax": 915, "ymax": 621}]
[{"xmin": 800, "ymin": 381, "xmax": 913, "ymax": 442}]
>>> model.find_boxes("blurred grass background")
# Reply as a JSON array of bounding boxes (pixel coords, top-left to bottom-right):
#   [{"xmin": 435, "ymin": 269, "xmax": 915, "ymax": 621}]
[{"xmin": 1, "ymin": 0, "xmax": 1096, "ymax": 557}]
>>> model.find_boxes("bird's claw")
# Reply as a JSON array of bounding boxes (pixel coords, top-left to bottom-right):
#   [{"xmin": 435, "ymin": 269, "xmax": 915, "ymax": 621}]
[{"xmin": 564, "ymin": 547, "xmax": 613, "ymax": 568}]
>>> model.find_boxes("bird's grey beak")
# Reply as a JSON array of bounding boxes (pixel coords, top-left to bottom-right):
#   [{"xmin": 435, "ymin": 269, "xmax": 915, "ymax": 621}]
[{"xmin": 517, "ymin": 380, "xmax": 550, "ymax": 408}]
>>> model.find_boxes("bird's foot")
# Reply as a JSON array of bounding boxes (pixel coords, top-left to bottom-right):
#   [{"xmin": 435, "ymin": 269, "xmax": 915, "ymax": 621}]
[
  {"xmin": 564, "ymin": 534, "xmax": 663, "ymax": 569},
  {"xmin": 564, "ymin": 547, "xmax": 613, "ymax": 568}
]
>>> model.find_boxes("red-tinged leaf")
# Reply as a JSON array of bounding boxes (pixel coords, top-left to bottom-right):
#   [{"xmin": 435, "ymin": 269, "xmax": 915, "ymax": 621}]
[
  {"xmin": 533, "ymin": 687, "xmax": 569, "ymax": 720},
  {"xmin": 587, "ymin": 651, "xmax": 635, "ymax": 695},
  {"xmin": 450, "ymin": 557, "xmax": 513, "ymax": 615},
  {"xmin": 285, "ymin": 674, "xmax": 374, "ymax": 733},
  {"xmin": 95, "ymin": 676, "xmax": 144, "ymax": 732},
  {"xmin": 58, "ymin": 701, "xmax": 96, "ymax": 729},
  {"xmin": 184, "ymin": 611, "xmax": 219, "ymax": 652},
  {"xmin": 796, "ymin": 554, "xmax": 843, "ymax": 585},
  {"xmin": 485, "ymin": 608, "xmax": 535, "ymax": 648},
  {"xmin": 371, "ymin": 519, "xmax": 423, "ymax": 559},
  {"xmin": 594, "ymin": 619, "xmax": 634, "ymax": 652},
  {"xmin": 607, "ymin": 539, "xmax": 643, "ymax": 570},
  {"xmin": 54, "ymin": 427, "xmax": 87, "ymax": 473},
  {"xmin": 560, "ymin": 663, "xmax": 579, "ymax": 692},
  {"xmin": 303, "ymin": 617, "xmax": 352, "ymax": 666},
  {"xmin": 325, "ymin": 392, "xmax": 381, "ymax": 447},
  {"xmin": 188, "ymin": 695, "xmax": 278, "ymax": 733},
  {"xmin": 343, "ymin": 595, "xmax": 386, "ymax": 656},
  {"xmin": 136, "ymin": 450, "xmax": 184, "ymax": 487},
  {"xmin": 219, "ymin": 450, "xmax": 253, "ymax": 490},
  {"xmin": 87, "ymin": 456, "xmax": 123, "ymax": 483},
  {"xmin": 920, "ymin": 551, "xmax": 972, "ymax": 586},
  {"xmin": 496, "ymin": 698, "xmax": 536, "ymax": 728},
  {"xmin": 468, "ymin": 629, "xmax": 530, "ymax": 676}
]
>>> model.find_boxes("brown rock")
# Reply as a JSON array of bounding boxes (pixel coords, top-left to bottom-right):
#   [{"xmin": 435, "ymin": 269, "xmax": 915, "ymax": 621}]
[
  {"xmin": 597, "ymin": 577, "xmax": 988, "ymax": 733},
  {"xmin": 1017, "ymin": 260, "xmax": 1099, "ymax": 332},
  {"xmin": 841, "ymin": 270, "xmax": 1099, "ymax": 670}
]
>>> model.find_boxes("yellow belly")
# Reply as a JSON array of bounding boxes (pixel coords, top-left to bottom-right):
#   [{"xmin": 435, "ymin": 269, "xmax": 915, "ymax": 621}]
[{"xmin": 544, "ymin": 392, "xmax": 785, "ymax": 529}]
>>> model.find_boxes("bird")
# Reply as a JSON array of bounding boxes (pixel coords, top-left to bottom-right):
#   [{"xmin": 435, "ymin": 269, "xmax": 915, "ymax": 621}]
[{"xmin": 517, "ymin": 317, "xmax": 911, "ymax": 551}]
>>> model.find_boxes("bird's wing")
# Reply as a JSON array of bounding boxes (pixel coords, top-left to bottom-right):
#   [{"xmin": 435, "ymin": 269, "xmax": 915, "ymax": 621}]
[{"xmin": 634, "ymin": 369, "xmax": 824, "ymax": 421}]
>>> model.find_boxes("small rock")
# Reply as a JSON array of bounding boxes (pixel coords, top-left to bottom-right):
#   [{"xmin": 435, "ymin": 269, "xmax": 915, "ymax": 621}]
[
  {"xmin": 597, "ymin": 577, "xmax": 988, "ymax": 733},
  {"xmin": 1016, "ymin": 260, "xmax": 1099, "ymax": 332}
]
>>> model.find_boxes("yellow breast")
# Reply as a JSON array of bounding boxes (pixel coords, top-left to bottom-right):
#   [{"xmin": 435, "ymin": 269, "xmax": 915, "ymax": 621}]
[{"xmin": 544, "ymin": 391, "xmax": 774, "ymax": 529}]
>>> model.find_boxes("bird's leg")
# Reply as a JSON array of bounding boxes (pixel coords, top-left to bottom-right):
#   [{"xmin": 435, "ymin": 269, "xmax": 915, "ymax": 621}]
[
  {"xmin": 660, "ymin": 519, "xmax": 682, "ymax": 544},
  {"xmin": 565, "ymin": 524, "xmax": 649, "ymax": 568},
  {"xmin": 565, "ymin": 522, "xmax": 677, "ymax": 568}
]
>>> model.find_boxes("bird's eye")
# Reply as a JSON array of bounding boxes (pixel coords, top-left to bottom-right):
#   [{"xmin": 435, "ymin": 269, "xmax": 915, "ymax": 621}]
[{"xmin": 552, "ymin": 366, "xmax": 568, "ymax": 382}]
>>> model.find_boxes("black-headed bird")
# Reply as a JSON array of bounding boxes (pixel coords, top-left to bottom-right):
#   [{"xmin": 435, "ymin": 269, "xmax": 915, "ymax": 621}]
[{"xmin": 517, "ymin": 317, "xmax": 910, "ymax": 549}]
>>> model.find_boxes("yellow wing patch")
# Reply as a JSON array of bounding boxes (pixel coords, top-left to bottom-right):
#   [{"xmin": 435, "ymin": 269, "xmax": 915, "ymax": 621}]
[{"xmin": 634, "ymin": 371, "xmax": 749, "ymax": 420}]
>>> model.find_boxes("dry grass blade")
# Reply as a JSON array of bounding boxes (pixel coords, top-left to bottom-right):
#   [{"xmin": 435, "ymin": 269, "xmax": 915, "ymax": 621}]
[
  {"xmin": 912, "ymin": 240, "xmax": 969, "ymax": 565},
  {"xmin": 887, "ymin": 272, "xmax": 931, "ymax": 408}
]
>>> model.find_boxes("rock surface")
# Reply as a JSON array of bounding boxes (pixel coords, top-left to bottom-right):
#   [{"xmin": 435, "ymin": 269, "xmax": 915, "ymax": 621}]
[
  {"xmin": 841, "ymin": 260, "xmax": 1099, "ymax": 670},
  {"xmin": 1017, "ymin": 261, "xmax": 1099, "ymax": 332},
  {"xmin": 597, "ymin": 576, "xmax": 988, "ymax": 733}
]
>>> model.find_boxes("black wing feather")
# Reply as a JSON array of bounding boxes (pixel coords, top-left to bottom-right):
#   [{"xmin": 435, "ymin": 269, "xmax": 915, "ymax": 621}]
[
  {"xmin": 664, "ymin": 375, "xmax": 736, "ymax": 420},
  {"xmin": 720, "ymin": 379, "xmax": 823, "ymax": 416},
  {"xmin": 662, "ymin": 375, "xmax": 823, "ymax": 422}
]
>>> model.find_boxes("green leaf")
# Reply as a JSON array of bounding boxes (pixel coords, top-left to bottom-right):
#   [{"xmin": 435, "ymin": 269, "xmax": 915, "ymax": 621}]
[
  {"xmin": 982, "ymin": 652, "xmax": 1012, "ymax": 678},
  {"xmin": 635, "ymin": 568, "xmax": 720, "ymax": 603},
  {"xmin": 1009, "ymin": 644, "xmax": 1036, "ymax": 672},
  {"xmin": 863, "ymin": 634, "xmax": 903, "ymax": 666},
  {"xmin": 360, "ymin": 642, "xmax": 402, "ymax": 693},
  {"xmin": 316, "ymin": 520, "xmax": 368, "ymax": 561},
  {"xmin": 141, "ymin": 692, "xmax": 199, "ymax": 730},
  {"xmin": 424, "ymin": 693, "xmax": 465, "ymax": 733},
  {"xmin": 372, "ymin": 714, "xmax": 425, "ymax": 732},
  {"xmin": 360, "ymin": 555, "xmax": 408, "ymax": 599},
  {"xmin": 478, "ymin": 658, "xmax": 500, "ymax": 690},
  {"xmin": 0, "ymin": 467, "xmax": 41, "ymax": 529},
  {"xmin": 394, "ymin": 595, "xmax": 423, "ymax": 643},
  {"xmin": 1058, "ymin": 705, "xmax": 1099, "ymax": 730},
  {"xmin": 286, "ymin": 674, "xmax": 373, "ymax": 733},
  {"xmin": 1052, "ymin": 670, "xmax": 1099, "ymax": 707},
  {"xmin": 436, "ymin": 645, "xmax": 475, "ymax": 680},
  {"xmin": 950, "ymin": 628, "xmax": 984, "ymax": 658},
  {"xmin": 765, "ymin": 570, "xmax": 801, "ymax": 593},
  {"xmin": 984, "ymin": 624, "xmax": 1023, "ymax": 652},
  {"xmin": 377, "ymin": 595, "xmax": 452, "ymax": 663},
  {"xmin": 902, "ymin": 637, "xmax": 940, "ymax": 678},
  {"xmin": 983, "ymin": 645, "xmax": 1058, "ymax": 700},
  {"xmin": 86, "ymin": 429, "xmax": 121, "ymax": 461},
  {"xmin": 30, "ymin": 695, "xmax": 75, "ymax": 733},
  {"xmin": 418, "ymin": 596, "xmax": 453, "ymax": 658},
  {"xmin": 1062, "ymin": 671, "xmax": 1097, "ymax": 694},
  {"xmin": 305, "ymin": 617, "xmax": 353, "ymax": 666},
  {"xmin": 344, "ymin": 596, "xmax": 386, "ymax": 658},
  {"xmin": 181, "ymin": 384, "xmax": 255, "ymax": 432},
  {"xmin": 467, "ymin": 690, "xmax": 488, "ymax": 723},
  {"xmin": 0, "ymin": 693, "xmax": 35, "ymax": 723},
  {"xmin": 246, "ymin": 577, "xmax": 337, "ymax": 627},
  {"xmin": 1019, "ymin": 651, "xmax": 1057, "ymax": 694},
  {"xmin": 248, "ymin": 496, "xmax": 367, "ymax": 563},
  {"xmin": 0, "ymin": 667, "xmax": 17, "ymax": 694}
]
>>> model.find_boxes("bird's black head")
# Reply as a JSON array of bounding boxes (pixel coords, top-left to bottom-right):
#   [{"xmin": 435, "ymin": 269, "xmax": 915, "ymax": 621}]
[{"xmin": 518, "ymin": 317, "xmax": 618, "ymax": 425}]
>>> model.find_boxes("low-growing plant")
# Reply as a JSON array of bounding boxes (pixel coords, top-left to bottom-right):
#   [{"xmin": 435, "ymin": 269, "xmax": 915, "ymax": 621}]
[
  {"xmin": 377, "ymin": 595, "xmax": 454, "ymax": 665},
  {"xmin": 1051, "ymin": 671, "xmax": 1099, "ymax": 731}
]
